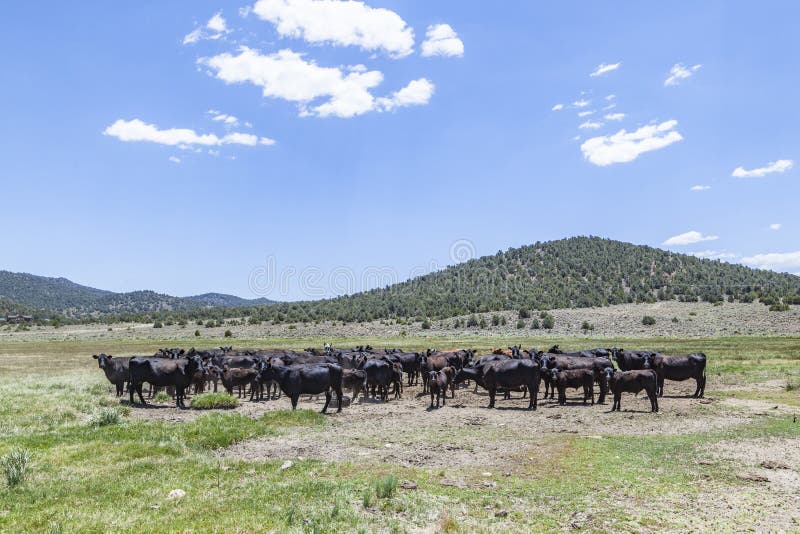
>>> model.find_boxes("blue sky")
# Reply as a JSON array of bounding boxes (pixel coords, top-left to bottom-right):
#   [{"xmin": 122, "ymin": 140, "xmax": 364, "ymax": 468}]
[{"xmin": 1, "ymin": 1, "xmax": 798, "ymax": 300}]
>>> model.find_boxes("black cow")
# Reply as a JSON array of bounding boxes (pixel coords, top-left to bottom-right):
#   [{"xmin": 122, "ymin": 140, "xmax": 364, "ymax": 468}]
[
  {"xmin": 92, "ymin": 354, "xmax": 130, "ymax": 396},
  {"xmin": 610, "ymin": 349, "xmax": 659, "ymax": 371},
  {"xmin": 363, "ymin": 358, "xmax": 393, "ymax": 401},
  {"xmin": 261, "ymin": 362, "xmax": 343, "ymax": 413},
  {"xmin": 481, "ymin": 359, "xmax": 540, "ymax": 410},
  {"xmin": 540, "ymin": 354, "xmax": 613, "ymax": 403},
  {"xmin": 129, "ymin": 355, "xmax": 204, "ymax": 408},
  {"xmin": 650, "ymin": 353, "xmax": 707, "ymax": 398},
  {"xmin": 606, "ymin": 368, "xmax": 659, "ymax": 412},
  {"xmin": 428, "ymin": 367, "xmax": 453, "ymax": 408},
  {"xmin": 551, "ymin": 368, "xmax": 594, "ymax": 405}
]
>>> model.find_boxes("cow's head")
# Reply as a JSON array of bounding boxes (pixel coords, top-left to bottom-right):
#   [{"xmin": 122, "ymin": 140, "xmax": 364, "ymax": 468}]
[
  {"xmin": 603, "ymin": 366, "xmax": 615, "ymax": 384},
  {"xmin": 642, "ymin": 354, "xmax": 653, "ymax": 369},
  {"xmin": 93, "ymin": 353, "xmax": 112, "ymax": 368},
  {"xmin": 550, "ymin": 368, "xmax": 559, "ymax": 382},
  {"xmin": 186, "ymin": 354, "xmax": 204, "ymax": 374}
]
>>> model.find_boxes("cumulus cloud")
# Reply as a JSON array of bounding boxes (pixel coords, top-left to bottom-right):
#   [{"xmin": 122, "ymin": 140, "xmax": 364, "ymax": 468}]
[
  {"xmin": 103, "ymin": 119, "xmax": 275, "ymax": 148},
  {"xmin": 421, "ymin": 24, "xmax": 464, "ymax": 57},
  {"xmin": 580, "ymin": 120, "xmax": 683, "ymax": 166},
  {"xmin": 168, "ymin": 156, "xmax": 182, "ymax": 164},
  {"xmin": 688, "ymin": 250, "xmax": 737, "ymax": 260},
  {"xmin": 578, "ymin": 110, "xmax": 594, "ymax": 117},
  {"xmin": 742, "ymin": 251, "xmax": 800, "ymax": 273},
  {"xmin": 376, "ymin": 78, "xmax": 434, "ymax": 111},
  {"xmin": 604, "ymin": 112, "xmax": 625, "ymax": 121},
  {"xmin": 769, "ymin": 223, "xmax": 782, "ymax": 230},
  {"xmin": 200, "ymin": 47, "xmax": 432, "ymax": 118},
  {"xmin": 690, "ymin": 184, "xmax": 711, "ymax": 191},
  {"xmin": 665, "ymin": 63, "xmax": 702, "ymax": 86},
  {"xmin": 208, "ymin": 110, "xmax": 239, "ymax": 126},
  {"xmin": 732, "ymin": 159, "xmax": 794, "ymax": 178},
  {"xmin": 551, "ymin": 103, "xmax": 564, "ymax": 111},
  {"xmin": 252, "ymin": 0, "xmax": 414, "ymax": 58},
  {"xmin": 579, "ymin": 120, "xmax": 603, "ymax": 129},
  {"xmin": 605, "ymin": 94, "xmax": 616, "ymax": 101},
  {"xmin": 662, "ymin": 231, "xmax": 719, "ymax": 246},
  {"xmin": 572, "ymin": 99, "xmax": 590, "ymax": 108},
  {"xmin": 183, "ymin": 11, "xmax": 230, "ymax": 45},
  {"xmin": 590, "ymin": 62, "xmax": 620, "ymax": 77}
]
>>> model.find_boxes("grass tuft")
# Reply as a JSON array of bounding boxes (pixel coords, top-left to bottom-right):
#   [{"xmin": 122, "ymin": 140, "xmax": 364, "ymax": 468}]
[
  {"xmin": 152, "ymin": 392, "xmax": 172, "ymax": 404},
  {"xmin": 374, "ymin": 475, "xmax": 398, "ymax": 499},
  {"xmin": 89, "ymin": 407, "xmax": 122, "ymax": 427},
  {"xmin": 2, "ymin": 448, "xmax": 31, "ymax": 487},
  {"xmin": 190, "ymin": 392, "xmax": 239, "ymax": 410},
  {"xmin": 786, "ymin": 376, "xmax": 800, "ymax": 392},
  {"xmin": 260, "ymin": 409, "xmax": 326, "ymax": 427}
]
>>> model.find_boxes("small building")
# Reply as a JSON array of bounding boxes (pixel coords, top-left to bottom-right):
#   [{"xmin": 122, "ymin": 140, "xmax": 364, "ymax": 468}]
[{"xmin": 5, "ymin": 314, "xmax": 33, "ymax": 323}]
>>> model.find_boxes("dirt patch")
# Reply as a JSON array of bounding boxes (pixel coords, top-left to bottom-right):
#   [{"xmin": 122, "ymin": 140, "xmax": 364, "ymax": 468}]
[{"xmin": 710, "ymin": 436, "xmax": 800, "ymax": 493}]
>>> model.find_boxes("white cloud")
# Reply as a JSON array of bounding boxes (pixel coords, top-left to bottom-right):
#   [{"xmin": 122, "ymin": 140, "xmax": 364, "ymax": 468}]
[
  {"xmin": 579, "ymin": 120, "xmax": 603, "ymax": 129},
  {"xmin": 742, "ymin": 251, "xmax": 800, "ymax": 273},
  {"xmin": 572, "ymin": 99, "xmax": 590, "ymax": 108},
  {"xmin": 551, "ymin": 103, "xmax": 564, "ymax": 111},
  {"xmin": 103, "ymin": 119, "xmax": 275, "ymax": 148},
  {"xmin": 577, "ymin": 110, "xmax": 594, "ymax": 117},
  {"xmin": 688, "ymin": 250, "xmax": 737, "ymax": 260},
  {"xmin": 183, "ymin": 12, "xmax": 231, "ymax": 45},
  {"xmin": 732, "ymin": 159, "xmax": 794, "ymax": 178},
  {"xmin": 604, "ymin": 112, "xmax": 625, "ymax": 121},
  {"xmin": 201, "ymin": 47, "xmax": 431, "ymax": 118},
  {"xmin": 602, "ymin": 103, "xmax": 616, "ymax": 111},
  {"xmin": 690, "ymin": 184, "xmax": 711, "ymax": 191},
  {"xmin": 590, "ymin": 62, "xmax": 621, "ymax": 77},
  {"xmin": 211, "ymin": 112, "xmax": 239, "ymax": 125},
  {"xmin": 769, "ymin": 223, "xmax": 782, "ymax": 231},
  {"xmin": 662, "ymin": 231, "xmax": 719, "ymax": 246},
  {"xmin": 252, "ymin": 0, "xmax": 414, "ymax": 58},
  {"xmin": 376, "ymin": 78, "xmax": 434, "ymax": 111},
  {"xmin": 207, "ymin": 12, "xmax": 228, "ymax": 32},
  {"xmin": 580, "ymin": 119, "xmax": 683, "ymax": 166},
  {"xmin": 665, "ymin": 63, "xmax": 702, "ymax": 86},
  {"xmin": 421, "ymin": 24, "xmax": 464, "ymax": 57},
  {"xmin": 605, "ymin": 94, "xmax": 616, "ymax": 101},
  {"xmin": 168, "ymin": 156, "xmax": 182, "ymax": 164}
]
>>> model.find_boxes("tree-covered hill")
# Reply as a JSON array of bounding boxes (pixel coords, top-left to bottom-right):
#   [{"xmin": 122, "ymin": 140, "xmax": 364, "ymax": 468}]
[{"xmin": 150, "ymin": 236, "xmax": 800, "ymax": 325}]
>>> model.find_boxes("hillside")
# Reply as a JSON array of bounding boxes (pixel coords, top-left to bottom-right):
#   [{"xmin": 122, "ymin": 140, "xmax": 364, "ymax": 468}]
[
  {"xmin": 0, "ymin": 271, "xmax": 275, "ymax": 318},
  {"xmin": 230, "ymin": 236, "xmax": 799, "ymax": 324}
]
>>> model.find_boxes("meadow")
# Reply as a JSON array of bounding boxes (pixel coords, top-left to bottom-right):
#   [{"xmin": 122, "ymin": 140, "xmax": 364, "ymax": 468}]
[{"xmin": 0, "ymin": 335, "xmax": 798, "ymax": 532}]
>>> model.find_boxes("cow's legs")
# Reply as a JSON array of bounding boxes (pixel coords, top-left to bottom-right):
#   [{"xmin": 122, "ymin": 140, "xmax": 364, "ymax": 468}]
[
  {"xmin": 290, "ymin": 393, "xmax": 299, "ymax": 410},
  {"xmin": 322, "ymin": 390, "xmax": 331, "ymax": 413},
  {"xmin": 488, "ymin": 388, "xmax": 496, "ymax": 408}
]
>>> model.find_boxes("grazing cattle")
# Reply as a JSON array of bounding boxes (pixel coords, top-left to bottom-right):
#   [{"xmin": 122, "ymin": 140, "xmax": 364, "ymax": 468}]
[
  {"xmin": 481, "ymin": 359, "xmax": 540, "ymax": 410},
  {"xmin": 540, "ymin": 354, "xmax": 613, "ymax": 404},
  {"xmin": 261, "ymin": 362, "xmax": 343, "ymax": 413},
  {"xmin": 606, "ymin": 368, "xmax": 659, "ymax": 412},
  {"xmin": 392, "ymin": 352, "xmax": 425, "ymax": 386},
  {"xmin": 390, "ymin": 362, "xmax": 404, "ymax": 399},
  {"xmin": 216, "ymin": 365, "xmax": 259, "ymax": 399},
  {"xmin": 650, "ymin": 353, "xmax": 707, "ymax": 398},
  {"xmin": 341, "ymin": 369, "xmax": 367, "ymax": 402},
  {"xmin": 428, "ymin": 367, "xmax": 454, "ymax": 408},
  {"xmin": 551, "ymin": 368, "xmax": 594, "ymax": 405},
  {"xmin": 363, "ymin": 358, "xmax": 393, "ymax": 401},
  {"xmin": 92, "ymin": 354, "xmax": 130, "ymax": 396},
  {"xmin": 129, "ymin": 355, "xmax": 204, "ymax": 408},
  {"xmin": 610, "ymin": 349, "xmax": 659, "ymax": 371}
]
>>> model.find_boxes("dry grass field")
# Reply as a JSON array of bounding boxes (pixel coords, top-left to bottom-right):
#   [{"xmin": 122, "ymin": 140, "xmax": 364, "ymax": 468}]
[{"xmin": 0, "ymin": 329, "xmax": 799, "ymax": 532}]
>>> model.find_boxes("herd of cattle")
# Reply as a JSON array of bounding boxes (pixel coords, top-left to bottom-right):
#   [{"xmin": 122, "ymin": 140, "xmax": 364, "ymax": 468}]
[{"xmin": 91, "ymin": 344, "xmax": 707, "ymax": 413}]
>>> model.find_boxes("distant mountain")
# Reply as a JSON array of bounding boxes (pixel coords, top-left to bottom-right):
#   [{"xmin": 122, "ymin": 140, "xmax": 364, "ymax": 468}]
[
  {"xmin": 0, "ymin": 271, "xmax": 276, "ymax": 318},
  {"xmin": 184, "ymin": 293, "xmax": 276, "ymax": 307}
]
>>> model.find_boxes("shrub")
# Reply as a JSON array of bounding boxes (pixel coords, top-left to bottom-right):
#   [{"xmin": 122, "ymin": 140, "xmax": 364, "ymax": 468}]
[
  {"xmin": 769, "ymin": 303, "xmax": 790, "ymax": 312},
  {"xmin": 361, "ymin": 486, "xmax": 375, "ymax": 508},
  {"xmin": 466, "ymin": 315, "xmax": 478, "ymax": 327},
  {"xmin": 786, "ymin": 377, "xmax": 800, "ymax": 392},
  {"xmin": 478, "ymin": 318, "xmax": 487, "ymax": 329},
  {"xmin": 672, "ymin": 317, "xmax": 679, "ymax": 323},
  {"xmin": 287, "ymin": 324, "xmax": 297, "ymax": 330},
  {"xmin": 224, "ymin": 329, "xmax": 233, "ymax": 338},
  {"xmin": 421, "ymin": 318, "xmax": 431, "ymax": 329},
  {"xmin": 205, "ymin": 320, "xmax": 215, "ymax": 328},
  {"xmin": 491, "ymin": 315, "xmax": 500, "ymax": 327},
  {"xmin": 194, "ymin": 330, "xmax": 201, "ymax": 337},
  {"xmin": 642, "ymin": 315, "xmax": 656, "ymax": 326},
  {"xmin": 531, "ymin": 318, "xmax": 540, "ymax": 329},
  {"xmin": 153, "ymin": 321, "xmax": 163, "ymax": 329},
  {"xmin": 2, "ymin": 448, "xmax": 31, "ymax": 487},
  {"xmin": 518, "ymin": 308, "xmax": 530, "ymax": 319},
  {"xmin": 581, "ymin": 321, "xmax": 594, "ymax": 331},
  {"xmin": 542, "ymin": 314, "xmax": 554, "ymax": 330},
  {"xmin": 501, "ymin": 317, "xmax": 507, "ymax": 326},
  {"xmin": 516, "ymin": 319, "xmax": 525, "ymax": 329},
  {"xmin": 191, "ymin": 392, "xmax": 239, "ymax": 410},
  {"xmin": 374, "ymin": 475, "xmax": 398, "ymax": 499}
]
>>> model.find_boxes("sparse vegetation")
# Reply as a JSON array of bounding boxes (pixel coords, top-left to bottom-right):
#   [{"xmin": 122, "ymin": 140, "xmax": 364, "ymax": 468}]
[
  {"xmin": 642, "ymin": 315, "xmax": 656, "ymax": 326},
  {"xmin": 89, "ymin": 407, "xmax": 122, "ymax": 427},
  {"xmin": 191, "ymin": 392, "xmax": 239, "ymax": 410},
  {"xmin": 2, "ymin": 448, "xmax": 31, "ymax": 488}
]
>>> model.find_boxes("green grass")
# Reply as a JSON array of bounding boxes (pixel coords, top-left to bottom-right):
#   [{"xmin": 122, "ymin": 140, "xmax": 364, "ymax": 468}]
[
  {"xmin": 0, "ymin": 335, "xmax": 798, "ymax": 531},
  {"xmin": 190, "ymin": 392, "xmax": 239, "ymax": 410}
]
